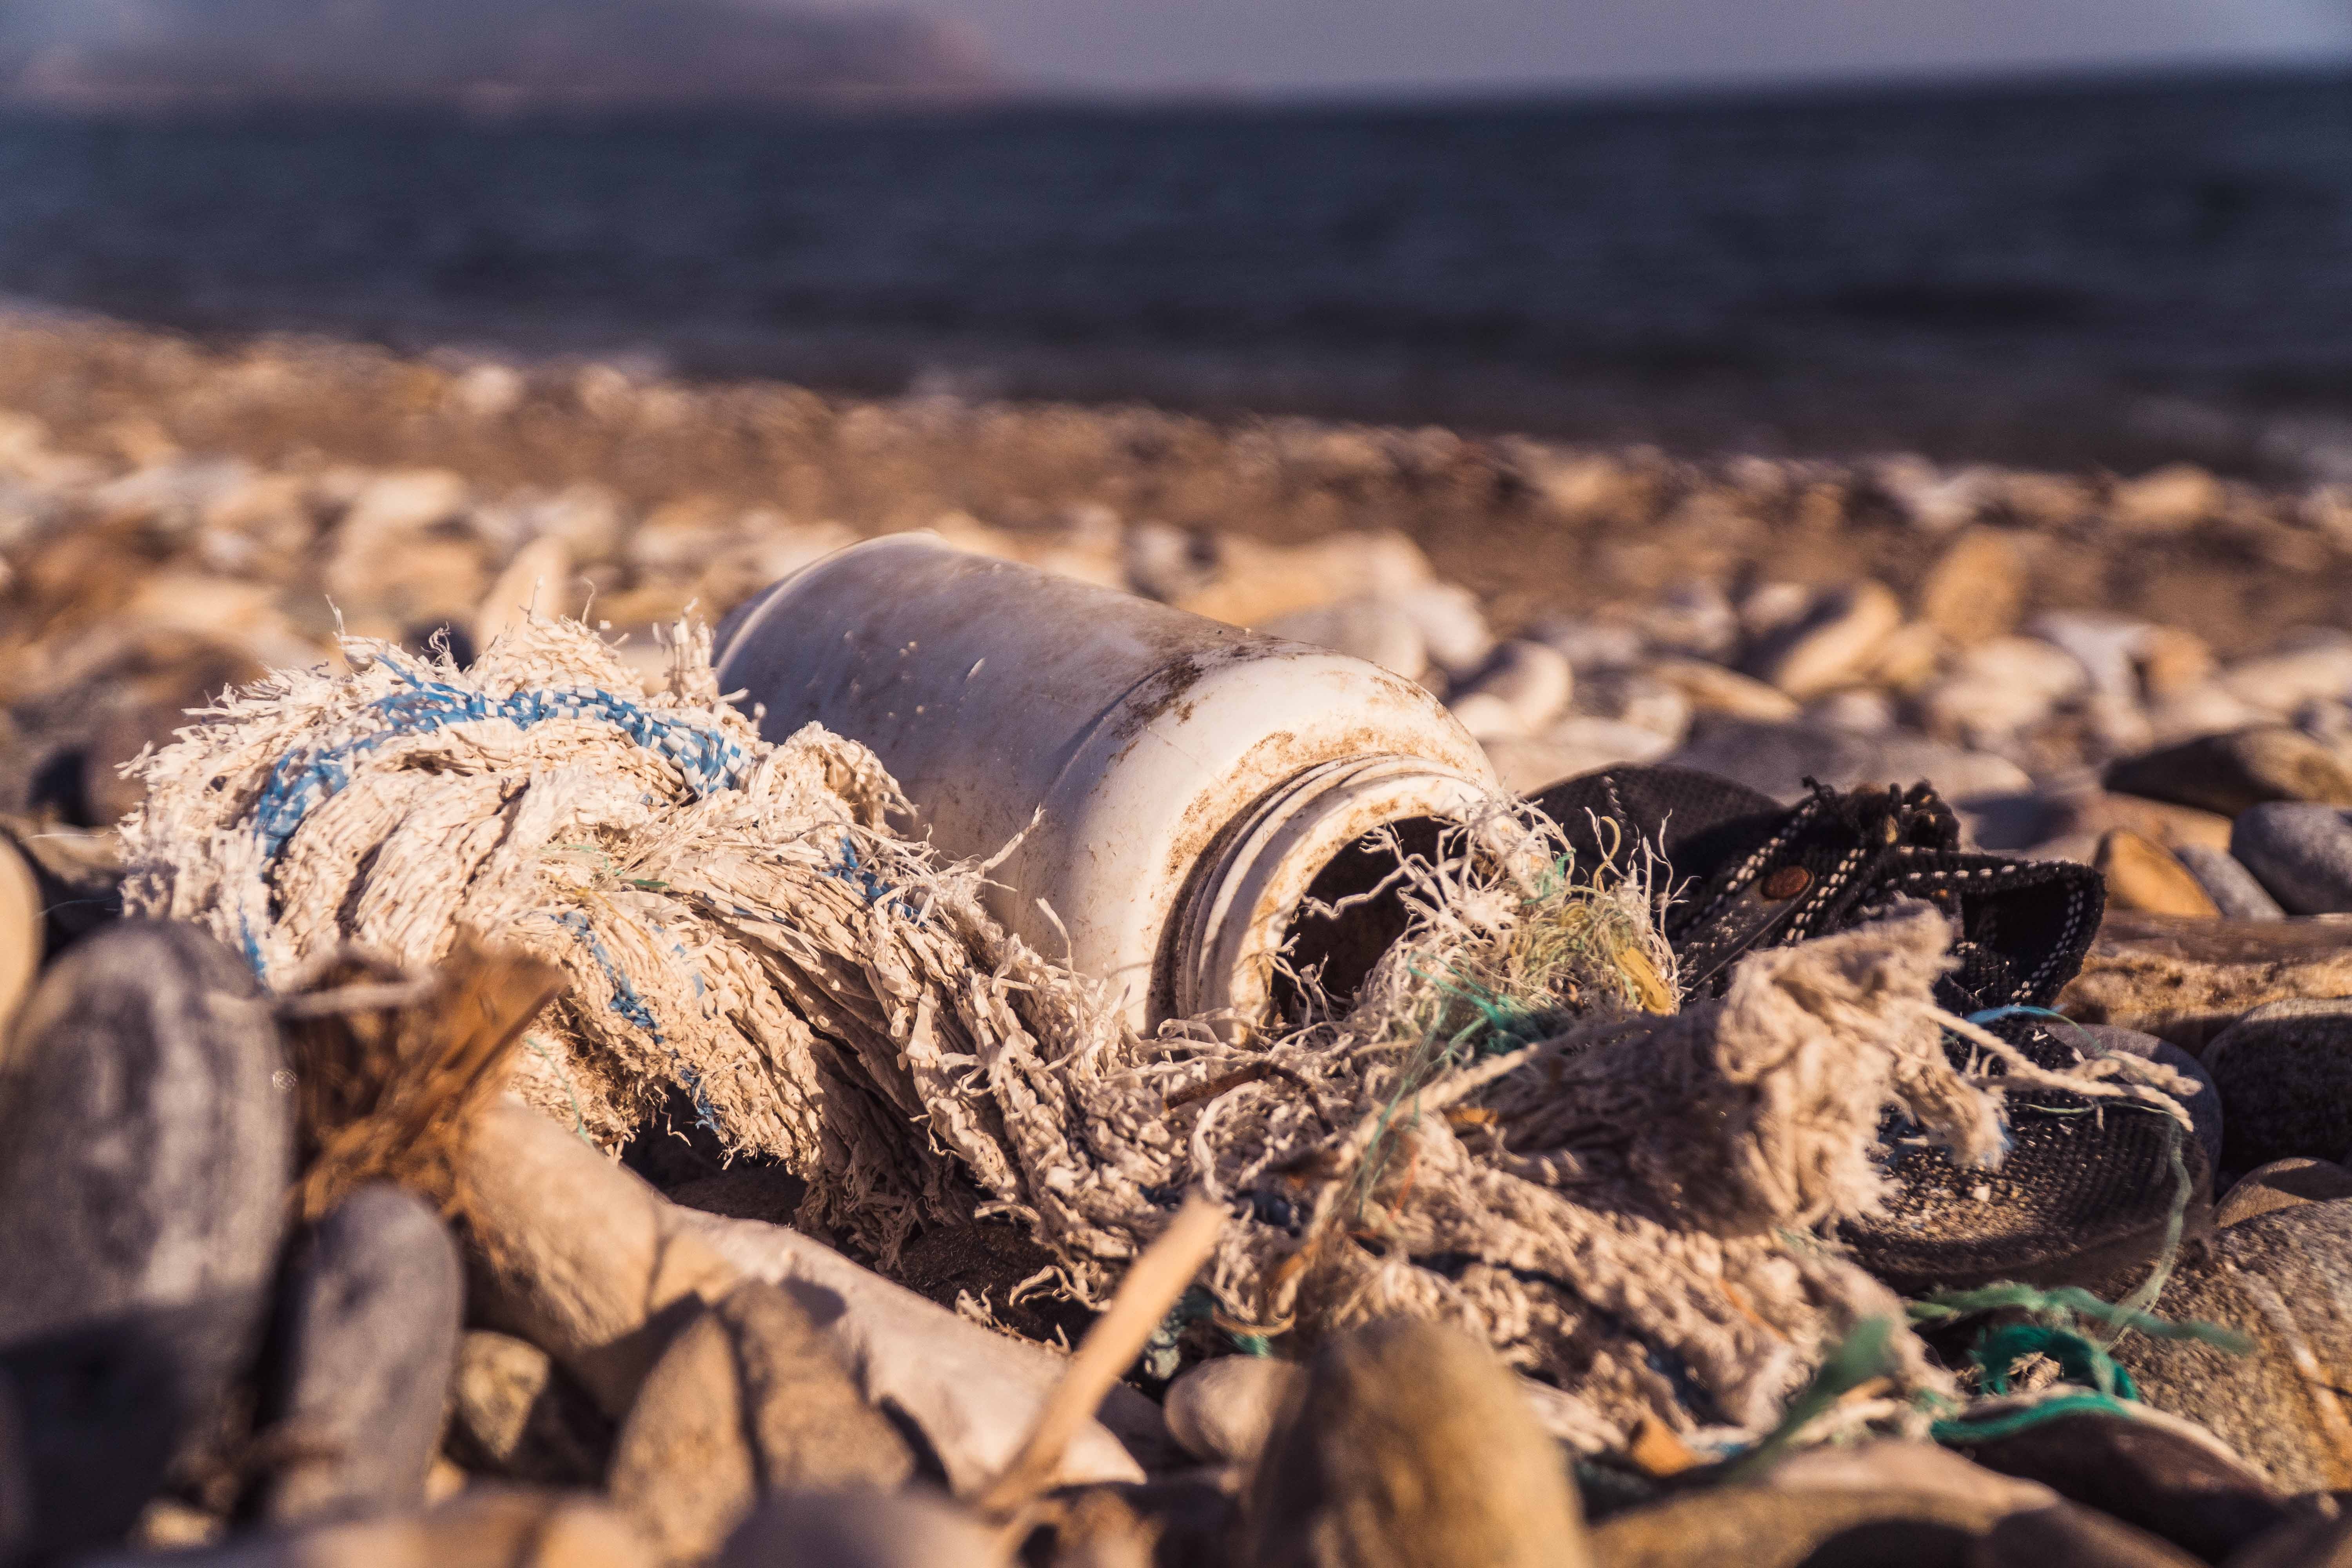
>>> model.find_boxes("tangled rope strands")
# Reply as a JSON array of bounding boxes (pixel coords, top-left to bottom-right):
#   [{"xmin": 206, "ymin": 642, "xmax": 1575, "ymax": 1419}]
[{"xmin": 117, "ymin": 612, "xmax": 2186, "ymax": 1451}]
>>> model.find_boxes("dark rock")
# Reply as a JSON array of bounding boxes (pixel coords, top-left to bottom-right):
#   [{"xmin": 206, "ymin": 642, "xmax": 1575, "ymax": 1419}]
[
  {"xmin": 2110, "ymin": 1200, "xmax": 2352, "ymax": 1494},
  {"xmin": 2232, "ymin": 803, "xmax": 2352, "ymax": 915},
  {"xmin": 715, "ymin": 1488, "xmax": 995, "ymax": 1568},
  {"xmin": 2204, "ymin": 1000, "xmax": 2352, "ymax": 1172},
  {"xmin": 1945, "ymin": 1410, "xmax": 2286, "ymax": 1562},
  {"xmin": 1662, "ymin": 714, "xmax": 2029, "ymax": 806},
  {"xmin": 1965, "ymin": 1503, "xmax": 2206, "ymax": 1568},
  {"xmin": 2104, "ymin": 727, "xmax": 2352, "ymax": 818},
  {"xmin": 2172, "ymin": 844, "xmax": 2285, "ymax": 921},
  {"xmin": 249, "ymin": 1184, "xmax": 463, "ymax": 1525},
  {"xmin": 2216, "ymin": 1158, "xmax": 2352, "ymax": 1228},
  {"xmin": 608, "ymin": 1279, "xmax": 913, "ymax": 1563},
  {"xmin": 444, "ymin": 1331, "xmax": 613, "ymax": 1488},
  {"xmin": 1245, "ymin": 1317, "xmax": 1588, "ymax": 1568},
  {"xmin": 0, "ymin": 920, "xmax": 291, "ymax": 1560},
  {"xmin": 1589, "ymin": 1486, "xmax": 2001, "ymax": 1568}
]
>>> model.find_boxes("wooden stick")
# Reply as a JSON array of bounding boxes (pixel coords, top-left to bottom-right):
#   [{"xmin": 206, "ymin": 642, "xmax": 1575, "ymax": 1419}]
[{"xmin": 976, "ymin": 1192, "xmax": 1227, "ymax": 1519}]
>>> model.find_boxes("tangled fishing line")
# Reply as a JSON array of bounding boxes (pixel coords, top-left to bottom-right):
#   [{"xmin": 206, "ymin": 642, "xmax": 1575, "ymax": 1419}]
[{"xmin": 121, "ymin": 613, "xmax": 2192, "ymax": 1450}]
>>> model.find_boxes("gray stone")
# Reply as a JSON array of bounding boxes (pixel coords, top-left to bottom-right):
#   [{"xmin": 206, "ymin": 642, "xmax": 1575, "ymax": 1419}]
[
  {"xmin": 2216, "ymin": 1158, "xmax": 2352, "ymax": 1228},
  {"xmin": 2232, "ymin": 802, "xmax": 2352, "ymax": 914},
  {"xmin": 1244, "ymin": 1317, "xmax": 1588, "ymax": 1568},
  {"xmin": 2072, "ymin": 1025, "xmax": 2223, "ymax": 1178},
  {"xmin": 0, "ymin": 921, "xmax": 291, "ymax": 1560},
  {"xmin": 2203, "ymin": 998, "xmax": 2352, "ymax": 1172},
  {"xmin": 715, "ymin": 1488, "xmax": 996, "ymax": 1568},
  {"xmin": 1449, "ymin": 640, "xmax": 1573, "ymax": 740},
  {"xmin": 2171, "ymin": 844, "xmax": 2284, "ymax": 921},
  {"xmin": 1747, "ymin": 579, "xmax": 1902, "ymax": 701},
  {"xmin": 1662, "ymin": 714, "xmax": 2031, "ymax": 806},
  {"xmin": 1164, "ymin": 1355, "xmax": 1303, "ymax": 1467},
  {"xmin": 250, "ymin": 1184, "xmax": 463, "ymax": 1525},
  {"xmin": 2105, "ymin": 726, "xmax": 2352, "ymax": 818},
  {"xmin": 1260, "ymin": 597, "xmax": 1426, "ymax": 681},
  {"xmin": 608, "ymin": 1279, "xmax": 913, "ymax": 1564}
]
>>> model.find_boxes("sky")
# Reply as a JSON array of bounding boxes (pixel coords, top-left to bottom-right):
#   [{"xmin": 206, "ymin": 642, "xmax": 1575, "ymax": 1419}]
[{"xmin": 888, "ymin": 0, "xmax": 2352, "ymax": 96}]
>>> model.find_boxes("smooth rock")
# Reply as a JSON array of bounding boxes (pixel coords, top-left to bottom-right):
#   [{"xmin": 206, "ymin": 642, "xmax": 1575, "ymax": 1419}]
[
  {"xmin": 2204, "ymin": 999, "xmax": 2352, "ymax": 1171},
  {"xmin": 1749, "ymin": 579, "xmax": 1903, "ymax": 701},
  {"xmin": 1175, "ymin": 532, "xmax": 1433, "ymax": 628},
  {"xmin": 1635, "ymin": 580, "xmax": 1737, "ymax": 661},
  {"xmin": 1966, "ymin": 1503, "xmax": 2205, "ymax": 1568},
  {"xmin": 0, "ymin": 835, "xmax": 35, "ymax": 1038},
  {"xmin": 2216, "ymin": 1158, "xmax": 2352, "ymax": 1228},
  {"xmin": 2219, "ymin": 639, "xmax": 2352, "ymax": 716},
  {"xmin": 1762, "ymin": 1439, "xmax": 2054, "ymax": 1515},
  {"xmin": 81, "ymin": 1485, "xmax": 654, "ymax": 1568},
  {"xmin": 1590, "ymin": 1485, "xmax": 2016, "ymax": 1568},
  {"xmin": 2061, "ymin": 791, "xmax": 2234, "ymax": 854},
  {"xmin": 1917, "ymin": 527, "xmax": 2026, "ymax": 646},
  {"xmin": 1661, "ymin": 715, "xmax": 2031, "ymax": 806},
  {"xmin": 1243, "ymin": 1318, "xmax": 1588, "ymax": 1568},
  {"xmin": 1449, "ymin": 640, "xmax": 1573, "ymax": 740},
  {"xmin": 1165, "ymin": 1356, "xmax": 1304, "ymax": 1467},
  {"xmin": 473, "ymin": 535, "xmax": 574, "ymax": 653},
  {"xmin": 2073, "ymin": 1023, "xmax": 2224, "ymax": 1179},
  {"xmin": 715, "ymin": 1488, "xmax": 996, "ymax": 1568},
  {"xmin": 2096, "ymin": 830, "xmax": 2220, "ymax": 918},
  {"xmin": 1486, "ymin": 719, "xmax": 1675, "ymax": 795},
  {"xmin": 2105, "ymin": 727, "xmax": 2352, "ymax": 817},
  {"xmin": 1389, "ymin": 582, "xmax": 1495, "ymax": 679},
  {"xmin": 2232, "ymin": 802, "xmax": 2352, "ymax": 914},
  {"xmin": 1528, "ymin": 617, "xmax": 1643, "ymax": 675},
  {"xmin": 2146, "ymin": 682, "xmax": 2272, "ymax": 746},
  {"xmin": 1571, "ymin": 668, "xmax": 1691, "ymax": 740},
  {"xmin": 1260, "ymin": 597, "xmax": 1427, "ymax": 681},
  {"xmin": 250, "ymin": 1184, "xmax": 464, "ymax": 1525},
  {"xmin": 2111, "ymin": 1200, "xmax": 2352, "ymax": 1493},
  {"xmin": 608, "ymin": 1281, "xmax": 913, "ymax": 1565},
  {"xmin": 1943, "ymin": 1409, "xmax": 2284, "ymax": 1563},
  {"xmin": 2110, "ymin": 463, "xmax": 2223, "ymax": 533},
  {"xmin": 2173, "ymin": 844, "xmax": 2286, "ymax": 921},
  {"xmin": 1640, "ymin": 658, "xmax": 1799, "ymax": 721},
  {"xmin": 1802, "ymin": 688, "xmax": 1897, "ymax": 734},
  {"xmin": 2059, "ymin": 911, "xmax": 2352, "ymax": 1054},
  {"xmin": 1922, "ymin": 635, "xmax": 2089, "ymax": 746},
  {"xmin": 445, "ymin": 1331, "xmax": 613, "ymax": 1487},
  {"xmin": 675, "ymin": 1204, "xmax": 1158, "ymax": 1497},
  {"xmin": 0, "ymin": 921, "xmax": 291, "ymax": 1561}
]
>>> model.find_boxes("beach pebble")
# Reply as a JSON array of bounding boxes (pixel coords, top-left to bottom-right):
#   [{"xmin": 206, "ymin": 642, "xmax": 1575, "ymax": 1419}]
[
  {"xmin": 715, "ymin": 1488, "xmax": 996, "ymax": 1568},
  {"xmin": 1635, "ymin": 579, "xmax": 1737, "ymax": 661},
  {"xmin": 1243, "ymin": 1318, "xmax": 1586, "ymax": 1568},
  {"xmin": 1944, "ymin": 1409, "xmax": 2283, "ymax": 1564},
  {"xmin": 2106, "ymin": 727, "xmax": 2352, "ymax": 817},
  {"xmin": 1448, "ymin": 639, "xmax": 1573, "ymax": 739},
  {"xmin": 2113, "ymin": 1200, "xmax": 2352, "ymax": 1494},
  {"xmin": 0, "ymin": 922, "xmax": 291, "ymax": 1560},
  {"xmin": 2230, "ymin": 802, "xmax": 2352, "ymax": 914},
  {"xmin": 2110, "ymin": 463, "xmax": 2223, "ymax": 533},
  {"xmin": 1640, "ymin": 657, "xmax": 1797, "ymax": 722},
  {"xmin": 1165, "ymin": 1356, "xmax": 1303, "ymax": 1467},
  {"xmin": 0, "ymin": 835, "xmax": 35, "ymax": 1037},
  {"xmin": 1662, "ymin": 715, "xmax": 2030, "ymax": 806},
  {"xmin": 1527, "ymin": 616, "xmax": 1643, "ymax": 674},
  {"xmin": 1589, "ymin": 1485, "xmax": 2026, "ymax": 1568},
  {"xmin": 1485, "ymin": 718, "xmax": 1674, "ymax": 795},
  {"xmin": 1748, "ymin": 579, "xmax": 1902, "ymax": 701},
  {"xmin": 2171, "ymin": 844, "xmax": 2285, "ymax": 921},
  {"xmin": 249, "ymin": 1184, "xmax": 464, "ymax": 1526},
  {"xmin": 1922, "ymin": 635, "xmax": 2087, "ymax": 746},
  {"xmin": 1574, "ymin": 668, "xmax": 1693, "ymax": 740},
  {"xmin": 2216, "ymin": 1158, "xmax": 2352, "ymax": 1228},
  {"xmin": 1803, "ymin": 688, "xmax": 1897, "ymax": 735},
  {"xmin": 2058, "ymin": 911, "xmax": 2352, "ymax": 1055},
  {"xmin": 474, "ymin": 535, "xmax": 575, "ymax": 653},
  {"xmin": 2203, "ymin": 998, "xmax": 2352, "ymax": 1172},
  {"xmin": 1916, "ymin": 527, "xmax": 2026, "ymax": 646},
  {"xmin": 2218, "ymin": 635, "xmax": 2352, "ymax": 716},
  {"xmin": 1388, "ymin": 582, "xmax": 1495, "ymax": 679},
  {"xmin": 1259, "ymin": 596, "xmax": 1427, "ymax": 681},
  {"xmin": 445, "ymin": 1331, "xmax": 613, "ymax": 1487},
  {"xmin": 2095, "ymin": 830, "xmax": 2219, "ymax": 918},
  {"xmin": 80, "ymin": 1485, "xmax": 655, "ymax": 1568},
  {"xmin": 608, "ymin": 1279, "xmax": 912, "ymax": 1564}
]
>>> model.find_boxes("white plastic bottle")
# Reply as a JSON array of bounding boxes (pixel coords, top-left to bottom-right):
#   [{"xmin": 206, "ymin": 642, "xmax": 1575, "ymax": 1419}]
[{"xmin": 714, "ymin": 535, "xmax": 1501, "ymax": 1030}]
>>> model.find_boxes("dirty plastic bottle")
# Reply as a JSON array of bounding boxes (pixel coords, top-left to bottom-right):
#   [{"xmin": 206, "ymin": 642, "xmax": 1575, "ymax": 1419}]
[{"xmin": 714, "ymin": 534, "xmax": 1501, "ymax": 1029}]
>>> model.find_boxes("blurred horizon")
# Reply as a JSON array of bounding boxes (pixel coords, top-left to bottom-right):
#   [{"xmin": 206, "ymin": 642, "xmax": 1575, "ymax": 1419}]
[{"xmin": 1, "ymin": 0, "xmax": 2348, "ymax": 109}]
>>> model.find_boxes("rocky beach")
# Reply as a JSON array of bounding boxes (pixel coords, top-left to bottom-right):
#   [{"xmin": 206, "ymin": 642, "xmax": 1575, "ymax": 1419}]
[{"xmin": 12, "ymin": 306, "xmax": 2352, "ymax": 1565}]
